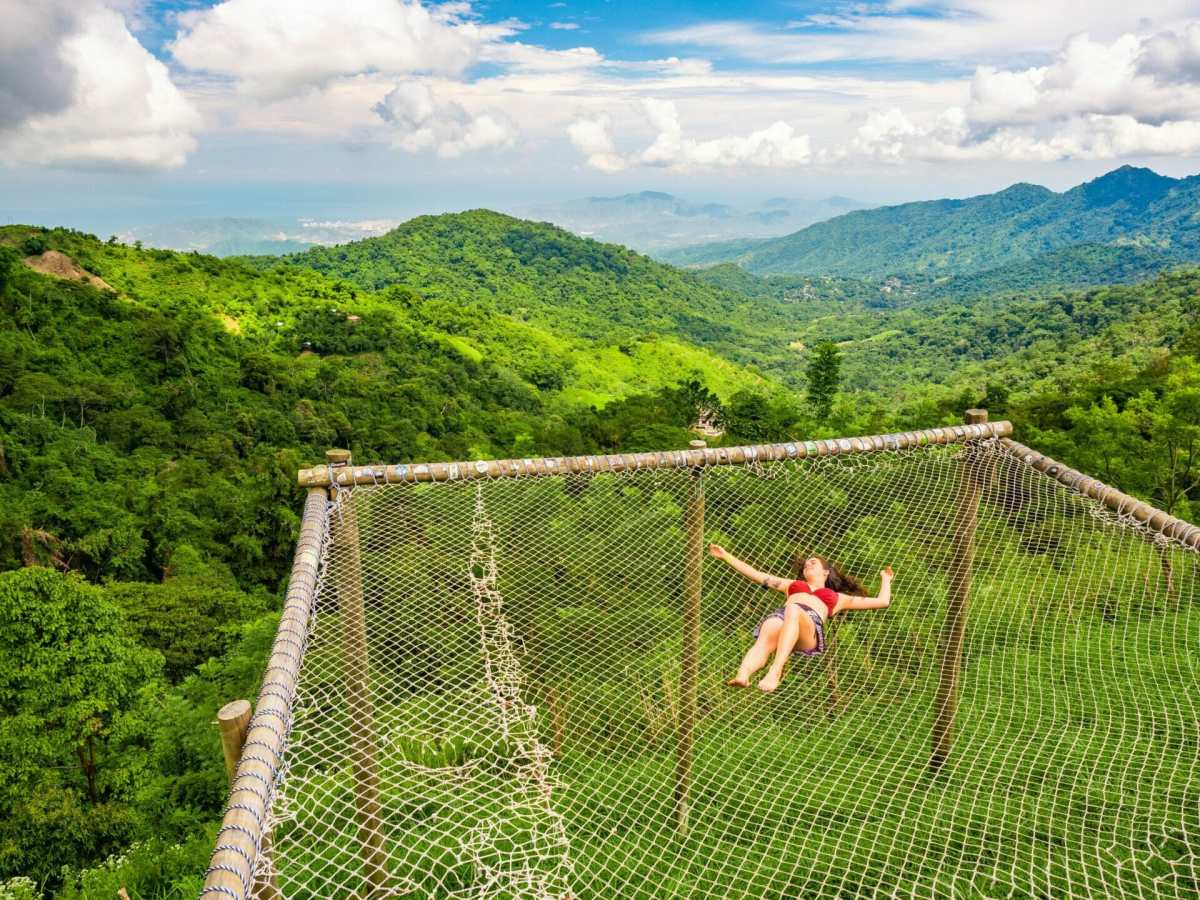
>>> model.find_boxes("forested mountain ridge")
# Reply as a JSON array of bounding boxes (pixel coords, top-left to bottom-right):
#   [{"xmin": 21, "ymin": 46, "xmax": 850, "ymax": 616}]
[
  {"xmin": 662, "ymin": 166, "xmax": 1200, "ymax": 280},
  {"xmin": 247, "ymin": 209, "xmax": 811, "ymax": 377}
]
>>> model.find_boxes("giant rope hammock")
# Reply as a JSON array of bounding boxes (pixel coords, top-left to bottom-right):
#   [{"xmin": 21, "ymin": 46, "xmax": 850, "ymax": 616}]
[{"xmin": 201, "ymin": 415, "xmax": 1199, "ymax": 899}]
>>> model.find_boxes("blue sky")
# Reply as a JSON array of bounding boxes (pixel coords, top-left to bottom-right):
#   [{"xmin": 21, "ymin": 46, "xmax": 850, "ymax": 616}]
[{"xmin": 3, "ymin": 1, "xmax": 1200, "ymax": 234}]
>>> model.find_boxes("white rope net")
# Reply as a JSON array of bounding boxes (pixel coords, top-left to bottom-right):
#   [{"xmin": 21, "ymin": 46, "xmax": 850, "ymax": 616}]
[{"xmin": 257, "ymin": 438, "xmax": 1199, "ymax": 898}]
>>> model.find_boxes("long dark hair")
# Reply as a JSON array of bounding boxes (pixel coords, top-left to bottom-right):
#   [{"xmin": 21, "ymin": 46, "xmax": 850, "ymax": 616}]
[{"xmin": 792, "ymin": 552, "xmax": 865, "ymax": 596}]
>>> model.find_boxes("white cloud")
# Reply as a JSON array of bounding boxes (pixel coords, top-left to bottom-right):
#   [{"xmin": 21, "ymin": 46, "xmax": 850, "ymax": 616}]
[
  {"xmin": 567, "ymin": 114, "xmax": 627, "ymax": 172},
  {"xmin": 607, "ymin": 56, "xmax": 715, "ymax": 76},
  {"xmin": 0, "ymin": 2, "xmax": 78, "ymax": 129},
  {"xmin": 170, "ymin": 0, "xmax": 515, "ymax": 99},
  {"xmin": 0, "ymin": 2, "xmax": 200, "ymax": 170},
  {"xmin": 1138, "ymin": 22, "xmax": 1200, "ymax": 83},
  {"xmin": 550, "ymin": 22, "xmax": 580, "ymax": 31},
  {"xmin": 374, "ymin": 81, "xmax": 516, "ymax": 157},
  {"xmin": 570, "ymin": 99, "xmax": 811, "ymax": 171},
  {"xmin": 648, "ymin": 1, "xmax": 1200, "ymax": 66},
  {"xmin": 845, "ymin": 28, "xmax": 1200, "ymax": 163},
  {"xmin": 481, "ymin": 41, "xmax": 604, "ymax": 71},
  {"xmin": 968, "ymin": 33, "xmax": 1198, "ymax": 126}
]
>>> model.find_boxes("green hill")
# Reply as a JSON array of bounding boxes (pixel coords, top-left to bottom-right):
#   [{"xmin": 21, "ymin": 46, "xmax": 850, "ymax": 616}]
[
  {"xmin": 663, "ymin": 166, "xmax": 1200, "ymax": 282},
  {"xmin": 0, "ymin": 225, "xmax": 779, "ymax": 588},
  {"xmin": 249, "ymin": 209, "xmax": 810, "ymax": 376},
  {"xmin": 826, "ymin": 268, "xmax": 1200, "ymax": 391},
  {"xmin": 919, "ymin": 243, "xmax": 1180, "ymax": 301},
  {"xmin": 690, "ymin": 261, "xmax": 1200, "ymax": 393}
]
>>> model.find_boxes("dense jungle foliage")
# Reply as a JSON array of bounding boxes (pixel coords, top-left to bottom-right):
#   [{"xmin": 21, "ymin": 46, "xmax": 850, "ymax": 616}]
[{"xmin": 1, "ymin": 213, "xmax": 1199, "ymax": 896}]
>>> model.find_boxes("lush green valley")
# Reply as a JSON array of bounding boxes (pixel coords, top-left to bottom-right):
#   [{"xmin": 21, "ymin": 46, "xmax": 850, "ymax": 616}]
[
  {"xmin": 2, "ymin": 209, "xmax": 1200, "ymax": 897},
  {"xmin": 699, "ymin": 263, "xmax": 1200, "ymax": 394}
]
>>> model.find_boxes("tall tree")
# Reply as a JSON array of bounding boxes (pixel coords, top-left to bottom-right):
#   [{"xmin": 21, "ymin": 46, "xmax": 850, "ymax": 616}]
[
  {"xmin": 806, "ymin": 341, "xmax": 842, "ymax": 421},
  {"xmin": 0, "ymin": 567, "xmax": 160, "ymax": 882}
]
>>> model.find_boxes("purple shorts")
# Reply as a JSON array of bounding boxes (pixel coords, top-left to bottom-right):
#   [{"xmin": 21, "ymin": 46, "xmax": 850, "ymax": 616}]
[{"xmin": 752, "ymin": 603, "xmax": 826, "ymax": 656}]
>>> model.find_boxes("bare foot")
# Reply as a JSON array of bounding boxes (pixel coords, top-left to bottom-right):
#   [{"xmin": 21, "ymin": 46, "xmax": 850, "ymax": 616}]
[
  {"xmin": 757, "ymin": 671, "xmax": 781, "ymax": 692},
  {"xmin": 727, "ymin": 676, "xmax": 749, "ymax": 687}
]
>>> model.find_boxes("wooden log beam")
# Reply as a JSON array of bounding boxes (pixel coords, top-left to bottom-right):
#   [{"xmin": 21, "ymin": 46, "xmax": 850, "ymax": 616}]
[
  {"xmin": 200, "ymin": 488, "xmax": 328, "ymax": 899},
  {"xmin": 298, "ymin": 422, "xmax": 1015, "ymax": 488}
]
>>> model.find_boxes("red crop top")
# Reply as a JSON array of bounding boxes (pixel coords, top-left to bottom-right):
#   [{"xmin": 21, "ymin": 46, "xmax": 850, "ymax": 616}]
[{"xmin": 788, "ymin": 580, "xmax": 838, "ymax": 616}]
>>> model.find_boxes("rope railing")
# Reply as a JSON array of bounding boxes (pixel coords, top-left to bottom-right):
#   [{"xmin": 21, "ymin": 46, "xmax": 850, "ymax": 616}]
[
  {"xmin": 296, "ymin": 417, "xmax": 1014, "ymax": 489},
  {"xmin": 1001, "ymin": 436, "xmax": 1200, "ymax": 549},
  {"xmin": 200, "ymin": 488, "xmax": 329, "ymax": 899}
]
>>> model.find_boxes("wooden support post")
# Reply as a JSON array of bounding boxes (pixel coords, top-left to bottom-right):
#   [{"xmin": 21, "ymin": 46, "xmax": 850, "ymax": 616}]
[
  {"xmin": 930, "ymin": 409, "xmax": 988, "ymax": 774},
  {"xmin": 823, "ymin": 623, "xmax": 842, "ymax": 719},
  {"xmin": 215, "ymin": 700, "xmax": 281, "ymax": 900},
  {"xmin": 676, "ymin": 439, "xmax": 706, "ymax": 835},
  {"xmin": 327, "ymin": 449, "xmax": 390, "ymax": 897},
  {"xmin": 217, "ymin": 699, "xmax": 252, "ymax": 783}
]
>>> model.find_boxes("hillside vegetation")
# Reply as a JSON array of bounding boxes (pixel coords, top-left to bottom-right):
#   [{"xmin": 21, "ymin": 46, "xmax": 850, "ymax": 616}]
[
  {"xmin": 694, "ymin": 263, "xmax": 1200, "ymax": 394},
  {"xmin": 3, "ymin": 216, "xmax": 1200, "ymax": 896},
  {"xmin": 249, "ymin": 209, "xmax": 810, "ymax": 376}
]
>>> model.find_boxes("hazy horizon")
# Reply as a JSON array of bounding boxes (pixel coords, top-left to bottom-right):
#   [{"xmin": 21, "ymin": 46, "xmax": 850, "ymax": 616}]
[{"xmin": 9, "ymin": 160, "xmax": 1200, "ymax": 245}]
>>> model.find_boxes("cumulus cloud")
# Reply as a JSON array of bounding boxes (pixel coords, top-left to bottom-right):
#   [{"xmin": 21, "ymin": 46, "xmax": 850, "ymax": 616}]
[
  {"xmin": 481, "ymin": 41, "xmax": 605, "ymax": 72},
  {"xmin": 170, "ymin": 0, "xmax": 515, "ymax": 99},
  {"xmin": 1138, "ymin": 22, "xmax": 1200, "ymax": 84},
  {"xmin": 567, "ymin": 114, "xmax": 627, "ymax": 172},
  {"xmin": 846, "ymin": 28, "xmax": 1200, "ymax": 163},
  {"xmin": 0, "ymin": 1, "xmax": 200, "ymax": 170},
  {"xmin": 374, "ymin": 82, "xmax": 516, "ymax": 157},
  {"xmin": 570, "ymin": 99, "xmax": 811, "ymax": 171},
  {"xmin": 0, "ymin": 3, "xmax": 78, "ymax": 130}
]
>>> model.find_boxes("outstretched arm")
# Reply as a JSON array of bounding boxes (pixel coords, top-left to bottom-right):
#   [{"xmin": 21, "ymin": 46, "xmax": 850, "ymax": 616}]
[
  {"xmin": 709, "ymin": 544, "xmax": 790, "ymax": 592},
  {"xmin": 838, "ymin": 566, "xmax": 894, "ymax": 610}
]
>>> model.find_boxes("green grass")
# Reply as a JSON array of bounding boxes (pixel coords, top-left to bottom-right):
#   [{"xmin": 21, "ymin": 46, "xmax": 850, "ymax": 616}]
[{"xmin": 563, "ymin": 337, "xmax": 773, "ymax": 409}]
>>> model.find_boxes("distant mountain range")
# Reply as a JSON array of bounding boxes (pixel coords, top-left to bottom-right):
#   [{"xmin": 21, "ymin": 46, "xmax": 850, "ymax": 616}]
[
  {"xmin": 117, "ymin": 216, "xmax": 403, "ymax": 256},
  {"xmin": 514, "ymin": 191, "xmax": 870, "ymax": 254},
  {"xmin": 661, "ymin": 166, "xmax": 1200, "ymax": 289},
  {"xmin": 116, "ymin": 193, "xmax": 871, "ymax": 259}
]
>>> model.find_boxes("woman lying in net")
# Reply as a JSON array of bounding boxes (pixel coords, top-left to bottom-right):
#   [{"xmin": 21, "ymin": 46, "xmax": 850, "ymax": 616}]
[{"xmin": 709, "ymin": 544, "xmax": 894, "ymax": 692}]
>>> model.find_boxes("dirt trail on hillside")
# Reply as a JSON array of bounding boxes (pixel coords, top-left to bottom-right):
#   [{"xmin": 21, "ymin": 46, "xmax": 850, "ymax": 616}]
[{"xmin": 22, "ymin": 250, "xmax": 114, "ymax": 291}]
